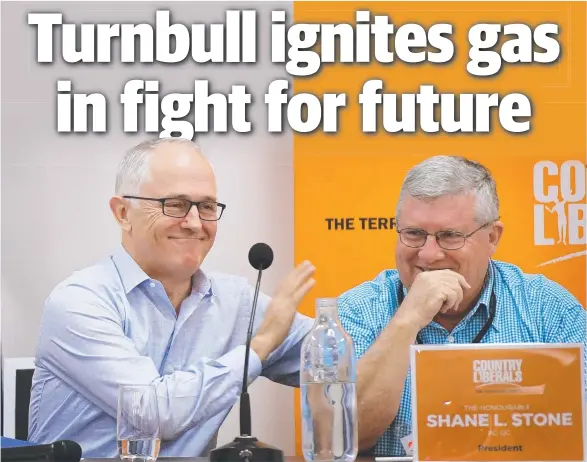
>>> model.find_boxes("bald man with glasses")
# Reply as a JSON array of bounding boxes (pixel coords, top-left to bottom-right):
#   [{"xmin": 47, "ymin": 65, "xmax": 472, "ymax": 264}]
[
  {"xmin": 337, "ymin": 155, "xmax": 587, "ymax": 458},
  {"xmin": 28, "ymin": 138, "xmax": 316, "ymax": 458}
]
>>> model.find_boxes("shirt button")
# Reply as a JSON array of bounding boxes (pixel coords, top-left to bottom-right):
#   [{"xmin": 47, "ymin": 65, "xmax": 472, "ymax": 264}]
[
  {"xmin": 150, "ymin": 282, "xmax": 156, "ymax": 288},
  {"xmin": 447, "ymin": 335, "xmax": 455, "ymax": 343}
]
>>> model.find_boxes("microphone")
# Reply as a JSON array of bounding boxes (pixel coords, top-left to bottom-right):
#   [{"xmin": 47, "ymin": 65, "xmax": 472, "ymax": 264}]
[
  {"xmin": 1, "ymin": 440, "xmax": 82, "ymax": 462},
  {"xmin": 209, "ymin": 243, "xmax": 284, "ymax": 462}
]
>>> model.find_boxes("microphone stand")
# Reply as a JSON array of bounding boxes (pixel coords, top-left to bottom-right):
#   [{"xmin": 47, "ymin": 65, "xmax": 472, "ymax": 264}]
[
  {"xmin": 209, "ymin": 266, "xmax": 285, "ymax": 462},
  {"xmin": 240, "ymin": 266, "xmax": 262, "ymax": 436}
]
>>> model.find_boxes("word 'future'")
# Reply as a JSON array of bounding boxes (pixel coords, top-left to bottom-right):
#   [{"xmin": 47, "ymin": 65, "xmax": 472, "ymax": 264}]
[{"xmin": 28, "ymin": 10, "xmax": 561, "ymax": 138}]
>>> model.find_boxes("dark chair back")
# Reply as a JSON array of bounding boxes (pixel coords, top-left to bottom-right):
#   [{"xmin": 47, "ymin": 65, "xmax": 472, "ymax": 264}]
[
  {"xmin": 1, "ymin": 359, "xmax": 35, "ymax": 441},
  {"xmin": 14, "ymin": 369, "xmax": 34, "ymax": 440}
]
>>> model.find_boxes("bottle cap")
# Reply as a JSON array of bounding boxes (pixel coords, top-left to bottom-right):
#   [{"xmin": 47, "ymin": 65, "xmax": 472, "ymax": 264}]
[{"xmin": 315, "ymin": 297, "xmax": 338, "ymax": 308}]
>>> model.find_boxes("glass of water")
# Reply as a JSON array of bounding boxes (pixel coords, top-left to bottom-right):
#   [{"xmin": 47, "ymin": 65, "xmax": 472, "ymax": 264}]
[{"xmin": 117, "ymin": 384, "xmax": 161, "ymax": 461}]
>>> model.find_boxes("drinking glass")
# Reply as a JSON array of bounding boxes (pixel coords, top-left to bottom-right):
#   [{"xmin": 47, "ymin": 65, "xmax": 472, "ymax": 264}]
[{"xmin": 117, "ymin": 384, "xmax": 161, "ymax": 461}]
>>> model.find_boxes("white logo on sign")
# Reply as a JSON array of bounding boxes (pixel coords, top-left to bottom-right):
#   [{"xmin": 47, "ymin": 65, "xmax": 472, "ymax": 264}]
[
  {"xmin": 533, "ymin": 160, "xmax": 586, "ymax": 266},
  {"xmin": 473, "ymin": 359, "xmax": 523, "ymax": 384},
  {"xmin": 544, "ymin": 197, "xmax": 568, "ymax": 245}
]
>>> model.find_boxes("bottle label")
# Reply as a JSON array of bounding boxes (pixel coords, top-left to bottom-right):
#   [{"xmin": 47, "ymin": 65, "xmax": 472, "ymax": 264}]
[{"xmin": 400, "ymin": 433, "xmax": 413, "ymax": 455}]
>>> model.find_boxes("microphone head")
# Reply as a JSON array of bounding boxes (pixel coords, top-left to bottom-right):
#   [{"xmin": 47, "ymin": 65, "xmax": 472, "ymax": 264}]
[
  {"xmin": 248, "ymin": 243, "xmax": 274, "ymax": 271},
  {"xmin": 53, "ymin": 440, "xmax": 82, "ymax": 462}
]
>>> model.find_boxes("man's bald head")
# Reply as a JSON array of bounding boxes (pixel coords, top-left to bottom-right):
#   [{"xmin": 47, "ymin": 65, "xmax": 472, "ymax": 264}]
[{"xmin": 115, "ymin": 138, "xmax": 212, "ymax": 197}]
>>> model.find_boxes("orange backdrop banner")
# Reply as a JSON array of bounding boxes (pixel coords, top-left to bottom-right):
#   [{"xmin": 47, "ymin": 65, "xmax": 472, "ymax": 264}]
[
  {"xmin": 292, "ymin": 0, "xmax": 586, "ymax": 456},
  {"xmin": 411, "ymin": 344, "xmax": 586, "ymax": 461}
]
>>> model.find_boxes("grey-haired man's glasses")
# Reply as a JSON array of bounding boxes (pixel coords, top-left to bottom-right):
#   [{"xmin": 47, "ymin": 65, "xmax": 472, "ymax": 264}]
[
  {"xmin": 123, "ymin": 196, "xmax": 226, "ymax": 221},
  {"xmin": 396, "ymin": 220, "xmax": 497, "ymax": 250}
]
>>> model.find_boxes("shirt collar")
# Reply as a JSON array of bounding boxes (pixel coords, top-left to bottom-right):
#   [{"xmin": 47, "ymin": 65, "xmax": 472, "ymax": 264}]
[
  {"xmin": 191, "ymin": 268, "xmax": 212, "ymax": 296},
  {"xmin": 111, "ymin": 244, "xmax": 213, "ymax": 296}
]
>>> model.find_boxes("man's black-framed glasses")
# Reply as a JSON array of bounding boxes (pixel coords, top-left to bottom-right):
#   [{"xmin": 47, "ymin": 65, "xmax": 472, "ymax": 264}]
[
  {"xmin": 396, "ymin": 219, "xmax": 498, "ymax": 250},
  {"xmin": 123, "ymin": 196, "xmax": 226, "ymax": 221}
]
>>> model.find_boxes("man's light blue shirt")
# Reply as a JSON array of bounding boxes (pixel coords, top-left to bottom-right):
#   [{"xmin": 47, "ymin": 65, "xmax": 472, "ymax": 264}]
[
  {"xmin": 28, "ymin": 245, "xmax": 313, "ymax": 457},
  {"xmin": 338, "ymin": 259, "xmax": 587, "ymax": 457}
]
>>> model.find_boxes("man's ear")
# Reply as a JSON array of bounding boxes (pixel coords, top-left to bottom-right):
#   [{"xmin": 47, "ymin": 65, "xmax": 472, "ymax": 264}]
[
  {"xmin": 109, "ymin": 196, "xmax": 132, "ymax": 232},
  {"xmin": 488, "ymin": 220, "xmax": 504, "ymax": 256}
]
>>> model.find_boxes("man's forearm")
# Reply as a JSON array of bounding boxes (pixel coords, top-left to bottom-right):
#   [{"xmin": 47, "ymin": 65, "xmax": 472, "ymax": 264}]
[{"xmin": 356, "ymin": 317, "xmax": 418, "ymax": 451}]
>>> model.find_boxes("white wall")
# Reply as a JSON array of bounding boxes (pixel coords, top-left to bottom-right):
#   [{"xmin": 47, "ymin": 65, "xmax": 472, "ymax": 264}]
[{"xmin": 1, "ymin": 1, "xmax": 297, "ymax": 454}]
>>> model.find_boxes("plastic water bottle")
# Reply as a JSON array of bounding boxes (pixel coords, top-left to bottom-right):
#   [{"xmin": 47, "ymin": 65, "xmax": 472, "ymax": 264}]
[{"xmin": 301, "ymin": 297, "xmax": 358, "ymax": 462}]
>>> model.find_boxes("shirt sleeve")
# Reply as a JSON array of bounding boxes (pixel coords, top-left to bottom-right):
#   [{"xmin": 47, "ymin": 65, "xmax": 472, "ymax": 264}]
[
  {"xmin": 36, "ymin": 283, "xmax": 263, "ymax": 441},
  {"xmin": 248, "ymin": 289, "xmax": 314, "ymax": 388},
  {"xmin": 337, "ymin": 271, "xmax": 400, "ymax": 360},
  {"xmin": 337, "ymin": 287, "xmax": 378, "ymax": 360},
  {"xmin": 540, "ymin": 279, "xmax": 587, "ymax": 390}
]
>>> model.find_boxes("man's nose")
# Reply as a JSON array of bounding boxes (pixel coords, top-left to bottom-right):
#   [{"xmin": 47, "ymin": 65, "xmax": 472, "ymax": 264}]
[
  {"xmin": 182, "ymin": 206, "xmax": 203, "ymax": 229},
  {"xmin": 418, "ymin": 235, "xmax": 445, "ymax": 262}
]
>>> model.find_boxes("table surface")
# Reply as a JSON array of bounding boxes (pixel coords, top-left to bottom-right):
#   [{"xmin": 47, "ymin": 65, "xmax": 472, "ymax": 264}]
[
  {"xmin": 84, "ymin": 458, "xmax": 376, "ymax": 461},
  {"xmin": 82, "ymin": 459, "xmax": 578, "ymax": 462}
]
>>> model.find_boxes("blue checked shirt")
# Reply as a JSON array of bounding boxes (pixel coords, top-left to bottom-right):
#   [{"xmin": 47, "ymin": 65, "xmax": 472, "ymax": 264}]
[
  {"xmin": 28, "ymin": 245, "xmax": 313, "ymax": 458},
  {"xmin": 338, "ymin": 259, "xmax": 587, "ymax": 457}
]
